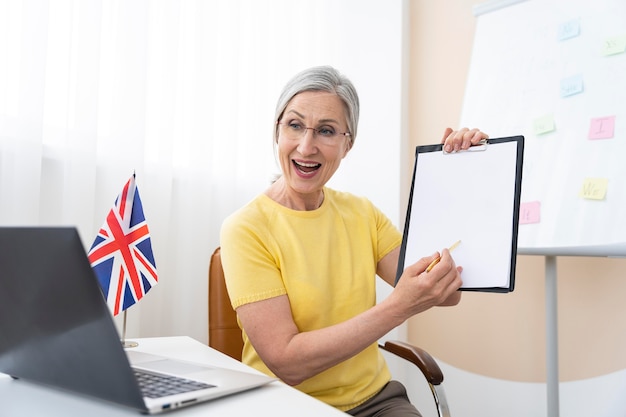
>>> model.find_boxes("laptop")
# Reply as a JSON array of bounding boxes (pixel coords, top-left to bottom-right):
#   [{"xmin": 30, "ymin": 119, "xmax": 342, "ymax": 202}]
[{"xmin": 0, "ymin": 227, "xmax": 275, "ymax": 414}]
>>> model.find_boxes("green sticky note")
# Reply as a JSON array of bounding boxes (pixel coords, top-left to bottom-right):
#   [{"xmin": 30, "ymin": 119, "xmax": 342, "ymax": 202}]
[
  {"xmin": 533, "ymin": 114, "xmax": 556, "ymax": 135},
  {"xmin": 601, "ymin": 35, "xmax": 626, "ymax": 56}
]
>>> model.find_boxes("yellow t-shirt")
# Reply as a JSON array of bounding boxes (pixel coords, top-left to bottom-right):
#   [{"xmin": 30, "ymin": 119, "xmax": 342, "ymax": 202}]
[{"xmin": 219, "ymin": 187, "xmax": 402, "ymax": 411}]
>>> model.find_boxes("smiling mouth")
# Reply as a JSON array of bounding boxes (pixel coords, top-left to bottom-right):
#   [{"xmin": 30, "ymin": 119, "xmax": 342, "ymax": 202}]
[{"xmin": 293, "ymin": 160, "xmax": 321, "ymax": 174}]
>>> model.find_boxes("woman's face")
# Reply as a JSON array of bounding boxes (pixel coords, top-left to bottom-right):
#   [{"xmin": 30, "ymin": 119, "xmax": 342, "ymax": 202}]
[{"xmin": 276, "ymin": 91, "xmax": 352, "ymax": 198}]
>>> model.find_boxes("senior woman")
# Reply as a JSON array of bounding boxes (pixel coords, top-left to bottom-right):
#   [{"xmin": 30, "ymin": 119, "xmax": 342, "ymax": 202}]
[{"xmin": 220, "ymin": 65, "xmax": 487, "ymax": 417}]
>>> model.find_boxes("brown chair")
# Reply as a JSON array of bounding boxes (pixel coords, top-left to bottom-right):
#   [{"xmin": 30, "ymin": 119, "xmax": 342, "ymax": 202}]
[{"xmin": 208, "ymin": 247, "xmax": 451, "ymax": 417}]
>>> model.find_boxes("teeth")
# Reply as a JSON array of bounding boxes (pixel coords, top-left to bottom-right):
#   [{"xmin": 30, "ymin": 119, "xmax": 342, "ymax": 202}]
[{"xmin": 295, "ymin": 161, "xmax": 320, "ymax": 168}]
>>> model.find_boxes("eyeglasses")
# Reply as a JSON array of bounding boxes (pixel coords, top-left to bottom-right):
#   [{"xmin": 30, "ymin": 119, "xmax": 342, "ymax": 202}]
[{"xmin": 277, "ymin": 121, "xmax": 351, "ymax": 145}]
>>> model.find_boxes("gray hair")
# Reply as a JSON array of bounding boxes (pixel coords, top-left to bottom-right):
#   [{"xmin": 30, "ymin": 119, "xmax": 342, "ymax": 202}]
[{"xmin": 273, "ymin": 66, "xmax": 360, "ymax": 147}]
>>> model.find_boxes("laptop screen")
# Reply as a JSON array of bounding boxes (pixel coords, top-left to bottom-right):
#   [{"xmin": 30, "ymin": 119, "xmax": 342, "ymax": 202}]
[{"xmin": 0, "ymin": 227, "xmax": 146, "ymax": 410}]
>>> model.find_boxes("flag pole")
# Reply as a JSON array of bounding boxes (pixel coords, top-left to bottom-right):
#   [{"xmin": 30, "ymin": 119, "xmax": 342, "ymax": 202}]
[{"xmin": 121, "ymin": 310, "xmax": 138, "ymax": 348}]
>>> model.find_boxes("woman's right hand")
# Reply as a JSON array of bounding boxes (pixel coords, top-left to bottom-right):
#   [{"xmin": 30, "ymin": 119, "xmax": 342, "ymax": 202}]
[{"xmin": 390, "ymin": 249, "xmax": 463, "ymax": 319}]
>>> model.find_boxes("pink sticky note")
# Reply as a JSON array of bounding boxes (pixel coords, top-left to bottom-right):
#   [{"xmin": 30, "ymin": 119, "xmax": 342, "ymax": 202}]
[
  {"xmin": 588, "ymin": 116, "xmax": 615, "ymax": 140},
  {"xmin": 520, "ymin": 201, "xmax": 541, "ymax": 225}
]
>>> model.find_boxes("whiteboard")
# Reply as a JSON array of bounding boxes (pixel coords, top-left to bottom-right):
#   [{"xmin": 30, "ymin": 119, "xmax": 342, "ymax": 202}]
[{"xmin": 460, "ymin": 0, "xmax": 626, "ymax": 256}]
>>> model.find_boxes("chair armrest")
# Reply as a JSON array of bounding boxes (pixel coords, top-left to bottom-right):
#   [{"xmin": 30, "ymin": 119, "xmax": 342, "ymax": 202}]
[{"xmin": 379, "ymin": 340, "xmax": 444, "ymax": 385}]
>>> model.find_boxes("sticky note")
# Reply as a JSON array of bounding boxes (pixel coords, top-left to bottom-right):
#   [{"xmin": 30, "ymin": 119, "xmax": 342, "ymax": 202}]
[
  {"xmin": 519, "ymin": 201, "xmax": 541, "ymax": 224},
  {"xmin": 560, "ymin": 74, "xmax": 584, "ymax": 97},
  {"xmin": 588, "ymin": 115, "xmax": 616, "ymax": 140},
  {"xmin": 579, "ymin": 178, "xmax": 608, "ymax": 200},
  {"xmin": 558, "ymin": 19, "xmax": 580, "ymax": 41},
  {"xmin": 533, "ymin": 114, "xmax": 556, "ymax": 135},
  {"xmin": 601, "ymin": 34, "xmax": 626, "ymax": 56}
]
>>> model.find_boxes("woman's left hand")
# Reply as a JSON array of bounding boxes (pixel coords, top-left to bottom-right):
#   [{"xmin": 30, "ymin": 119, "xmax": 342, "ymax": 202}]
[{"xmin": 441, "ymin": 127, "xmax": 488, "ymax": 153}]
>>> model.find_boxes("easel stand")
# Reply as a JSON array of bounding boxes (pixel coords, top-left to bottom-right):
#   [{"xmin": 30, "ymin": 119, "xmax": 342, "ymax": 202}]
[
  {"xmin": 518, "ymin": 250, "xmax": 561, "ymax": 417},
  {"xmin": 545, "ymin": 256, "xmax": 559, "ymax": 417},
  {"xmin": 522, "ymin": 247, "xmax": 626, "ymax": 417}
]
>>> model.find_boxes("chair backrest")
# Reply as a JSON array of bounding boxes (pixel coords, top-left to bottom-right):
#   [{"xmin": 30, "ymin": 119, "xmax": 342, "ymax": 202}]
[{"xmin": 208, "ymin": 247, "xmax": 243, "ymax": 361}]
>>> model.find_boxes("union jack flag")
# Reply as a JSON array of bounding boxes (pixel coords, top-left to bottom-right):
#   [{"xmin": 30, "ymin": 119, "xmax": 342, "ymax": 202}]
[{"xmin": 88, "ymin": 174, "xmax": 158, "ymax": 316}]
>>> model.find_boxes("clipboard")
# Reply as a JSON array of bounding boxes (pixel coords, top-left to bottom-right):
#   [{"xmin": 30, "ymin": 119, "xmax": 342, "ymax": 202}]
[{"xmin": 395, "ymin": 136, "xmax": 524, "ymax": 293}]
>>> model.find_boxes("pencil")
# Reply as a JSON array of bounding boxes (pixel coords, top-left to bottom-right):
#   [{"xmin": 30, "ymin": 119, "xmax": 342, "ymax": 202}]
[{"xmin": 425, "ymin": 240, "xmax": 461, "ymax": 273}]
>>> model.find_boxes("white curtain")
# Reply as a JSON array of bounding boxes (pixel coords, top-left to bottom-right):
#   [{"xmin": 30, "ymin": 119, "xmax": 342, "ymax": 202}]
[{"xmin": 0, "ymin": 0, "xmax": 406, "ymax": 344}]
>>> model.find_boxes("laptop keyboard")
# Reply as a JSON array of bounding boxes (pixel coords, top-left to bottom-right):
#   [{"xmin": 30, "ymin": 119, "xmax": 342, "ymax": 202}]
[{"xmin": 134, "ymin": 369, "xmax": 215, "ymax": 399}]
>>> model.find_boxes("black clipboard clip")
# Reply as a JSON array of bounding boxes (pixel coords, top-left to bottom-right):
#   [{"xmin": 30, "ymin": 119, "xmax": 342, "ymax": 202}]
[{"xmin": 443, "ymin": 138, "xmax": 488, "ymax": 154}]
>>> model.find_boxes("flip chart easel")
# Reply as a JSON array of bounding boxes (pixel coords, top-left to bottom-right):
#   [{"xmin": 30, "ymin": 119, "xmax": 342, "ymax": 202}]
[{"xmin": 465, "ymin": 0, "xmax": 626, "ymax": 415}]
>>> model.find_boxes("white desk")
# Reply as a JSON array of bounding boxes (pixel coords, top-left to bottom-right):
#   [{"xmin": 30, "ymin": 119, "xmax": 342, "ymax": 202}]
[{"xmin": 0, "ymin": 336, "xmax": 345, "ymax": 417}]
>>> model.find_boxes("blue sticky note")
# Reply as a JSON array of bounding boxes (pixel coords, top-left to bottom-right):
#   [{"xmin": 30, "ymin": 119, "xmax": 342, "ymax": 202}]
[
  {"xmin": 560, "ymin": 74, "xmax": 584, "ymax": 97},
  {"xmin": 558, "ymin": 19, "xmax": 580, "ymax": 41}
]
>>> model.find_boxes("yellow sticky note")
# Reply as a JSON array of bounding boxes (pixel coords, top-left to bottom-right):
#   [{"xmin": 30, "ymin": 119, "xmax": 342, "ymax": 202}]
[
  {"xmin": 533, "ymin": 114, "xmax": 556, "ymax": 135},
  {"xmin": 601, "ymin": 35, "xmax": 626, "ymax": 56},
  {"xmin": 579, "ymin": 178, "xmax": 608, "ymax": 200}
]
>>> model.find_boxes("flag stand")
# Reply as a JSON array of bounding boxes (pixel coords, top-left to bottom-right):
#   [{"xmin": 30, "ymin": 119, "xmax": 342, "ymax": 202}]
[{"xmin": 121, "ymin": 310, "xmax": 138, "ymax": 348}]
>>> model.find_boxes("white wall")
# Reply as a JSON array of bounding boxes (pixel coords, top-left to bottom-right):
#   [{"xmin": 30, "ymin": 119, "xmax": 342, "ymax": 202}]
[{"xmin": 423, "ymin": 361, "xmax": 626, "ymax": 417}]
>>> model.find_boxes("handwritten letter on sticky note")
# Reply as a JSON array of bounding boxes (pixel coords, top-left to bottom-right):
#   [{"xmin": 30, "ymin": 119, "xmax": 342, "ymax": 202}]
[
  {"xmin": 602, "ymin": 35, "xmax": 626, "ymax": 56},
  {"xmin": 519, "ymin": 201, "xmax": 541, "ymax": 224},
  {"xmin": 588, "ymin": 115, "xmax": 616, "ymax": 139},
  {"xmin": 533, "ymin": 114, "xmax": 556, "ymax": 135},
  {"xmin": 579, "ymin": 178, "xmax": 608, "ymax": 200},
  {"xmin": 558, "ymin": 19, "xmax": 580, "ymax": 41},
  {"xmin": 560, "ymin": 74, "xmax": 584, "ymax": 97}
]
